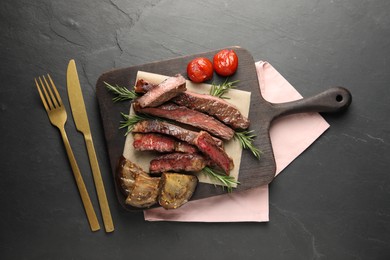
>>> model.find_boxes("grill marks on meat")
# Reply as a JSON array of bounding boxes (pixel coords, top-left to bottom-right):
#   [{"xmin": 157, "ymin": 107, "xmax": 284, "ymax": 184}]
[
  {"xmin": 133, "ymin": 133, "xmax": 197, "ymax": 154},
  {"xmin": 132, "ymin": 120, "xmax": 223, "ymax": 147},
  {"xmin": 133, "ymin": 120, "xmax": 197, "ymax": 144},
  {"xmin": 134, "ymin": 102, "xmax": 234, "ymax": 140},
  {"xmin": 136, "ymin": 74, "xmax": 186, "ymax": 108},
  {"xmin": 150, "ymin": 153, "xmax": 207, "ymax": 174},
  {"xmin": 172, "ymin": 91, "xmax": 250, "ymax": 130},
  {"xmin": 194, "ymin": 131, "xmax": 234, "ymax": 175}
]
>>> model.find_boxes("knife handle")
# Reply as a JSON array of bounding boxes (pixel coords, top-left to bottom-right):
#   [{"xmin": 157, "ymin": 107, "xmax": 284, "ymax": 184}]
[
  {"xmin": 84, "ymin": 134, "xmax": 115, "ymax": 233},
  {"xmin": 59, "ymin": 128, "xmax": 101, "ymax": 232}
]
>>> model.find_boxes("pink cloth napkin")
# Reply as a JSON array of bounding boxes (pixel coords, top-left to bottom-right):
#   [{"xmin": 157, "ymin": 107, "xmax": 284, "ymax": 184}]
[{"xmin": 143, "ymin": 61, "xmax": 330, "ymax": 222}]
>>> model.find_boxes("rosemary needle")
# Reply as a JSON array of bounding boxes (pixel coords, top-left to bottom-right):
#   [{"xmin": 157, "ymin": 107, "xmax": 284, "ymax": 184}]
[
  {"xmin": 234, "ymin": 130, "xmax": 262, "ymax": 159},
  {"xmin": 202, "ymin": 166, "xmax": 239, "ymax": 193},
  {"xmin": 209, "ymin": 79, "xmax": 239, "ymax": 99},
  {"xmin": 104, "ymin": 81, "xmax": 139, "ymax": 102},
  {"xmin": 119, "ymin": 113, "xmax": 154, "ymax": 135}
]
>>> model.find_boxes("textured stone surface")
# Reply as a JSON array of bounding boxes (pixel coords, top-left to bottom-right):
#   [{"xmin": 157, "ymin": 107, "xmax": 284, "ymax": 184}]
[{"xmin": 1, "ymin": 0, "xmax": 389, "ymax": 259}]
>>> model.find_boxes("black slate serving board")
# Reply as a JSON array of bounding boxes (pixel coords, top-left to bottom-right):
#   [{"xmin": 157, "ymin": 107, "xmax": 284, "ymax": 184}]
[{"xmin": 96, "ymin": 46, "xmax": 351, "ymax": 211}]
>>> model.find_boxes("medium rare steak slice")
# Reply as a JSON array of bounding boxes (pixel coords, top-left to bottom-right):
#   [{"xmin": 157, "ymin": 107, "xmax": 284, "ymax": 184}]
[
  {"xmin": 194, "ymin": 131, "xmax": 234, "ymax": 175},
  {"xmin": 133, "ymin": 133, "xmax": 197, "ymax": 154},
  {"xmin": 172, "ymin": 91, "xmax": 250, "ymax": 130},
  {"xmin": 132, "ymin": 120, "xmax": 223, "ymax": 147},
  {"xmin": 149, "ymin": 153, "xmax": 207, "ymax": 174},
  {"xmin": 133, "ymin": 120, "xmax": 197, "ymax": 144},
  {"xmin": 134, "ymin": 102, "xmax": 234, "ymax": 140},
  {"xmin": 136, "ymin": 74, "xmax": 186, "ymax": 108}
]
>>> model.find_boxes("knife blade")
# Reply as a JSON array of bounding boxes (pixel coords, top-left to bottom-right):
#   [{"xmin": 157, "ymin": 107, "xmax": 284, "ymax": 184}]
[{"xmin": 67, "ymin": 59, "xmax": 114, "ymax": 233}]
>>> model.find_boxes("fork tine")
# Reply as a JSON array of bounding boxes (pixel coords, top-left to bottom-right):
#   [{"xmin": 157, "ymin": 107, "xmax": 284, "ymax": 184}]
[
  {"xmin": 35, "ymin": 78, "xmax": 50, "ymax": 111},
  {"xmin": 38, "ymin": 76, "xmax": 55, "ymax": 110},
  {"xmin": 47, "ymin": 74, "xmax": 63, "ymax": 107},
  {"xmin": 42, "ymin": 75, "xmax": 60, "ymax": 109}
]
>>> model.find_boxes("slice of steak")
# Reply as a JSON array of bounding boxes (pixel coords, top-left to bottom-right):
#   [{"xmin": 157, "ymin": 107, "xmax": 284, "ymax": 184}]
[
  {"xmin": 149, "ymin": 153, "xmax": 207, "ymax": 174},
  {"xmin": 134, "ymin": 79, "xmax": 157, "ymax": 94},
  {"xmin": 136, "ymin": 74, "xmax": 186, "ymax": 108},
  {"xmin": 132, "ymin": 120, "xmax": 223, "ymax": 147},
  {"xmin": 172, "ymin": 91, "xmax": 250, "ymax": 130},
  {"xmin": 133, "ymin": 120, "xmax": 197, "ymax": 144},
  {"xmin": 134, "ymin": 102, "xmax": 234, "ymax": 140},
  {"xmin": 133, "ymin": 133, "xmax": 197, "ymax": 154},
  {"xmin": 194, "ymin": 131, "xmax": 234, "ymax": 175}
]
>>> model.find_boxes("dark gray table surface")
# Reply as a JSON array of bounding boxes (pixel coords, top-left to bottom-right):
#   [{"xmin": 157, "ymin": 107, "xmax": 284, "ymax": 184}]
[{"xmin": 1, "ymin": 0, "xmax": 389, "ymax": 259}]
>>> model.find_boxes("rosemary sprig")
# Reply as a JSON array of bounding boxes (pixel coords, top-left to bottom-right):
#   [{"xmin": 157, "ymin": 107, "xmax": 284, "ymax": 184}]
[
  {"xmin": 234, "ymin": 130, "xmax": 262, "ymax": 159},
  {"xmin": 104, "ymin": 81, "xmax": 139, "ymax": 102},
  {"xmin": 209, "ymin": 79, "xmax": 239, "ymax": 99},
  {"xmin": 202, "ymin": 166, "xmax": 239, "ymax": 193},
  {"xmin": 119, "ymin": 113, "xmax": 154, "ymax": 135}
]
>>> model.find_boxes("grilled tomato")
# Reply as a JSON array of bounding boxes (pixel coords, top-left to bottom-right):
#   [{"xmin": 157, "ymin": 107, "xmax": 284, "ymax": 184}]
[
  {"xmin": 213, "ymin": 49, "xmax": 238, "ymax": 76},
  {"xmin": 187, "ymin": 57, "xmax": 213, "ymax": 83}
]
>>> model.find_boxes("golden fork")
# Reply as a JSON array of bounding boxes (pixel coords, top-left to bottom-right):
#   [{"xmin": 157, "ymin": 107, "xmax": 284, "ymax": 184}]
[{"xmin": 35, "ymin": 74, "xmax": 100, "ymax": 232}]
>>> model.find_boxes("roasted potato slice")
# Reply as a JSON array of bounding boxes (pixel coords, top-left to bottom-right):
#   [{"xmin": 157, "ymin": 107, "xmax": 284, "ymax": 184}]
[
  {"xmin": 116, "ymin": 155, "xmax": 149, "ymax": 196},
  {"xmin": 158, "ymin": 173, "xmax": 198, "ymax": 209},
  {"xmin": 125, "ymin": 173, "xmax": 161, "ymax": 208}
]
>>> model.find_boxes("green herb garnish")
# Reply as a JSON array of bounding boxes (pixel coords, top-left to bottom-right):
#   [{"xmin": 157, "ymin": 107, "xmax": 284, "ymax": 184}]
[
  {"xmin": 202, "ymin": 166, "xmax": 239, "ymax": 193},
  {"xmin": 209, "ymin": 79, "xmax": 239, "ymax": 99},
  {"xmin": 119, "ymin": 113, "xmax": 155, "ymax": 135},
  {"xmin": 104, "ymin": 81, "xmax": 139, "ymax": 102},
  {"xmin": 234, "ymin": 130, "xmax": 262, "ymax": 159}
]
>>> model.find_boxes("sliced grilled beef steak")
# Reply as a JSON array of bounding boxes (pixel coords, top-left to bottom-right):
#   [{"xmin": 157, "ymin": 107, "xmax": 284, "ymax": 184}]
[
  {"xmin": 132, "ymin": 120, "xmax": 223, "ymax": 147},
  {"xmin": 194, "ymin": 131, "xmax": 234, "ymax": 175},
  {"xmin": 134, "ymin": 102, "xmax": 234, "ymax": 140},
  {"xmin": 134, "ymin": 78, "xmax": 249, "ymax": 129},
  {"xmin": 136, "ymin": 74, "xmax": 186, "ymax": 108},
  {"xmin": 172, "ymin": 91, "xmax": 250, "ymax": 130},
  {"xmin": 133, "ymin": 133, "xmax": 197, "ymax": 154},
  {"xmin": 149, "ymin": 152, "xmax": 207, "ymax": 174}
]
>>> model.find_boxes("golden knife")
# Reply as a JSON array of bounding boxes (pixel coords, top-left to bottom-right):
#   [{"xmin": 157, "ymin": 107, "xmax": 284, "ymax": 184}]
[{"xmin": 67, "ymin": 59, "xmax": 114, "ymax": 232}]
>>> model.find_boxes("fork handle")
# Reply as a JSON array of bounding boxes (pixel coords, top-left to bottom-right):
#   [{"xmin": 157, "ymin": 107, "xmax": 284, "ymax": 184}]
[{"xmin": 59, "ymin": 128, "xmax": 101, "ymax": 232}]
